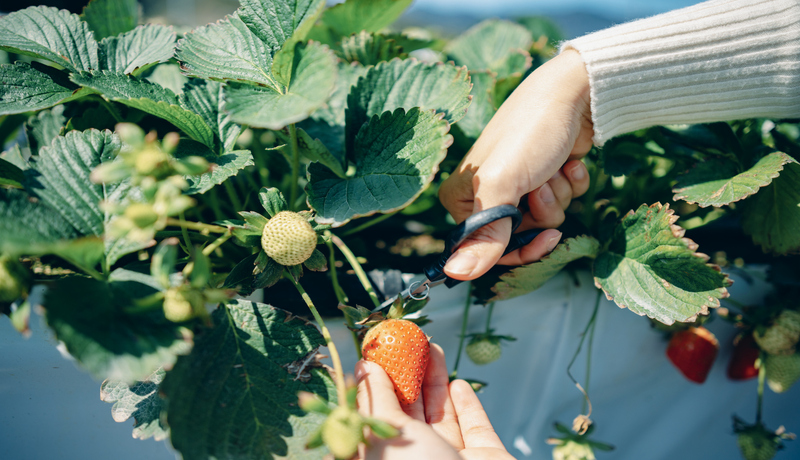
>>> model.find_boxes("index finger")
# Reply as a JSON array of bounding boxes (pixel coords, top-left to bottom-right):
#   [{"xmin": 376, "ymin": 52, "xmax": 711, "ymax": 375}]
[{"xmin": 449, "ymin": 380, "xmax": 506, "ymax": 450}]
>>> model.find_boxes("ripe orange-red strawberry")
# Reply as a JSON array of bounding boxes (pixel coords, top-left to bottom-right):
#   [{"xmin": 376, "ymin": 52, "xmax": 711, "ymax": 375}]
[
  {"xmin": 361, "ymin": 319, "xmax": 430, "ymax": 405},
  {"xmin": 666, "ymin": 327, "xmax": 719, "ymax": 384},
  {"xmin": 728, "ymin": 334, "xmax": 760, "ymax": 381}
]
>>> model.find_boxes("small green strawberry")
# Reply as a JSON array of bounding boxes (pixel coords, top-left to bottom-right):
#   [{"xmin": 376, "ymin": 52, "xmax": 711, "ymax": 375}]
[
  {"xmin": 321, "ymin": 406, "xmax": 364, "ymax": 460},
  {"xmin": 261, "ymin": 211, "xmax": 318, "ymax": 266},
  {"xmin": 754, "ymin": 310, "xmax": 800, "ymax": 356},
  {"xmin": 765, "ymin": 352, "xmax": 800, "ymax": 393},
  {"xmin": 733, "ymin": 417, "xmax": 794, "ymax": 460},
  {"xmin": 162, "ymin": 288, "xmax": 198, "ymax": 322},
  {"xmin": 0, "ymin": 255, "xmax": 31, "ymax": 304},
  {"xmin": 465, "ymin": 332, "xmax": 516, "ymax": 366},
  {"xmin": 547, "ymin": 422, "xmax": 613, "ymax": 460}
]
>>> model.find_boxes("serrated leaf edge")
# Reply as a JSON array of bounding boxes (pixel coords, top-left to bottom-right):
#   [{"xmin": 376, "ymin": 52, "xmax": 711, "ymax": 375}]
[{"xmin": 592, "ymin": 202, "xmax": 733, "ymax": 324}]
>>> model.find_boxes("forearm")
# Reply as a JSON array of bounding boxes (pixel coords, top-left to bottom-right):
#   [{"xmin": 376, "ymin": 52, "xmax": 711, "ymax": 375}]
[{"xmin": 562, "ymin": 0, "xmax": 800, "ymax": 146}]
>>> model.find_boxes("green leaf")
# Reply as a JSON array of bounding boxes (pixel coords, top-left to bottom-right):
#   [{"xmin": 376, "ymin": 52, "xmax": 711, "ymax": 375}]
[
  {"xmin": 341, "ymin": 31, "xmax": 406, "ymax": 66},
  {"xmin": 223, "ymin": 253, "xmax": 260, "ymax": 295},
  {"xmin": 741, "ymin": 161, "xmax": 800, "ymax": 255},
  {"xmin": 672, "ymin": 151, "xmax": 794, "ymax": 207},
  {"xmin": 223, "ymin": 41, "xmax": 338, "ymax": 129},
  {"xmin": 25, "ymin": 129, "xmax": 120, "ymax": 236},
  {"xmin": 238, "ymin": 0, "xmax": 326, "ymax": 51},
  {"xmin": 171, "ymin": 139, "xmax": 254, "ymax": 194},
  {"xmin": 515, "ymin": 16, "xmax": 565, "ymax": 47},
  {"xmin": 100, "ymin": 25, "xmax": 176, "ymax": 75},
  {"xmin": 0, "ymin": 62, "xmax": 88, "ymax": 116},
  {"xmin": 300, "ymin": 61, "xmax": 368, "ymax": 159},
  {"xmin": 176, "ymin": 14, "xmax": 277, "ymax": 87},
  {"xmin": 81, "ymin": 0, "xmax": 139, "ymax": 40},
  {"xmin": 490, "ymin": 236, "xmax": 600, "ymax": 301},
  {"xmin": 321, "ymin": 0, "xmax": 414, "ymax": 37},
  {"xmin": 277, "ymin": 126, "xmax": 346, "ymax": 178},
  {"xmin": 100, "ymin": 367, "xmax": 169, "ymax": 441},
  {"xmin": 45, "ymin": 275, "xmax": 194, "ymax": 382},
  {"xmin": 593, "ymin": 203, "xmax": 731, "ymax": 325},
  {"xmin": 0, "ymin": 188, "xmax": 80, "ymax": 254},
  {"xmin": 0, "ymin": 157, "xmax": 24, "ymax": 189},
  {"xmin": 161, "ymin": 299, "xmax": 335, "ymax": 460},
  {"xmin": 303, "ymin": 249, "xmax": 327, "ymax": 271},
  {"xmin": 21, "ymin": 128, "xmax": 149, "ymax": 266},
  {"xmin": 445, "ymin": 19, "xmax": 533, "ymax": 78},
  {"xmin": 70, "ymin": 71, "xmax": 216, "ymax": 148},
  {"xmin": 599, "ymin": 140, "xmax": 652, "ymax": 177},
  {"xmin": 27, "ymin": 105, "xmax": 68, "ymax": 154},
  {"xmin": 308, "ymin": 107, "xmax": 452, "ymax": 226},
  {"xmin": 179, "ymin": 79, "xmax": 242, "ymax": 153},
  {"xmin": 0, "ymin": 6, "xmax": 99, "ymax": 73},
  {"xmin": 453, "ymin": 71, "xmax": 496, "ymax": 142},
  {"xmin": 144, "ymin": 63, "xmax": 188, "ymax": 95},
  {"xmin": 345, "ymin": 58, "xmax": 471, "ymax": 155},
  {"xmin": 259, "ymin": 187, "xmax": 289, "ymax": 217}
]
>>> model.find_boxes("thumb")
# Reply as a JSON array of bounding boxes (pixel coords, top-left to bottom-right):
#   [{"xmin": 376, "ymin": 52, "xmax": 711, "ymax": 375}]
[
  {"xmin": 355, "ymin": 360, "xmax": 408, "ymax": 421},
  {"xmin": 443, "ymin": 173, "xmax": 520, "ymax": 280}
]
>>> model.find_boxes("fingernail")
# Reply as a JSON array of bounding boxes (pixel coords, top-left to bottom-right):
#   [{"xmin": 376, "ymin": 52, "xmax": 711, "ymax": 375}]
[
  {"xmin": 445, "ymin": 251, "xmax": 478, "ymax": 276},
  {"xmin": 570, "ymin": 165, "xmax": 585, "ymax": 181},
  {"xmin": 546, "ymin": 232, "xmax": 562, "ymax": 252},
  {"xmin": 539, "ymin": 183, "xmax": 556, "ymax": 204},
  {"xmin": 355, "ymin": 360, "xmax": 372, "ymax": 382}
]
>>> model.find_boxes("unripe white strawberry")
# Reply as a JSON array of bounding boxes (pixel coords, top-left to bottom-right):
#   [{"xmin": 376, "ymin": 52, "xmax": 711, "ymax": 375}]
[
  {"xmin": 163, "ymin": 288, "xmax": 200, "ymax": 322},
  {"xmin": 765, "ymin": 352, "xmax": 800, "ymax": 393},
  {"xmin": 261, "ymin": 211, "xmax": 317, "ymax": 266},
  {"xmin": 321, "ymin": 406, "xmax": 364, "ymax": 460},
  {"xmin": 754, "ymin": 310, "xmax": 800, "ymax": 356},
  {"xmin": 466, "ymin": 337, "xmax": 502, "ymax": 365}
]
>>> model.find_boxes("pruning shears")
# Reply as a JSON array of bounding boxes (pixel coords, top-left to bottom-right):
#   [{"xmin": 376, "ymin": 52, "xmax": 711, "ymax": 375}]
[{"xmin": 376, "ymin": 204, "xmax": 542, "ymax": 311}]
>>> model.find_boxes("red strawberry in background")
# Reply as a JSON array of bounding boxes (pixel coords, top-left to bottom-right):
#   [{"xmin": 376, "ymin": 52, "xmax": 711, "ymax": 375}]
[
  {"xmin": 666, "ymin": 326, "xmax": 719, "ymax": 383},
  {"xmin": 728, "ymin": 333, "xmax": 761, "ymax": 381},
  {"xmin": 361, "ymin": 319, "xmax": 430, "ymax": 405}
]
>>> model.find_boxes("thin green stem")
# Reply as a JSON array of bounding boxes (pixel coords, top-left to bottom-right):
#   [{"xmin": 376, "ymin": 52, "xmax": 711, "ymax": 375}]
[
  {"xmin": 452, "ymin": 283, "xmax": 473, "ymax": 378},
  {"xmin": 757, "ymin": 352, "xmax": 766, "ymax": 424},
  {"xmin": 165, "ymin": 217, "xmax": 227, "ymax": 234},
  {"xmin": 287, "ymin": 124, "xmax": 300, "ymax": 210},
  {"xmin": 330, "ymin": 233, "xmax": 380, "ymax": 309},
  {"xmin": 484, "ymin": 302, "xmax": 495, "ymax": 334},
  {"xmin": 567, "ymin": 290, "xmax": 602, "ymax": 416},
  {"xmin": 341, "ymin": 211, "xmax": 398, "ymax": 237},
  {"xmin": 285, "ymin": 272, "xmax": 347, "ymax": 405},
  {"xmin": 207, "ymin": 188, "xmax": 226, "ymax": 221},
  {"xmin": 325, "ymin": 239, "xmax": 360, "ymax": 359},
  {"xmin": 582, "ymin": 305, "xmax": 598, "ymax": 415},
  {"xmin": 83, "ymin": 264, "xmax": 107, "ymax": 282},
  {"xmin": 202, "ymin": 230, "xmax": 232, "ymax": 257},
  {"xmin": 223, "ymin": 180, "xmax": 243, "ymax": 212},
  {"xmin": 178, "ymin": 212, "xmax": 193, "ymax": 255},
  {"xmin": 98, "ymin": 97, "xmax": 124, "ymax": 123}
]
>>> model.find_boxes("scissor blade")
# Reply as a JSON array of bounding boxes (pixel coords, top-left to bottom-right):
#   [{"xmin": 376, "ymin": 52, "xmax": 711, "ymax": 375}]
[{"xmin": 375, "ymin": 277, "xmax": 442, "ymax": 312}]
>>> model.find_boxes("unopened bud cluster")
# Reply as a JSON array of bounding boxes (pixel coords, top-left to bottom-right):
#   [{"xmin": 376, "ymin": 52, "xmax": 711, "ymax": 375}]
[{"xmin": 91, "ymin": 124, "xmax": 211, "ymax": 242}]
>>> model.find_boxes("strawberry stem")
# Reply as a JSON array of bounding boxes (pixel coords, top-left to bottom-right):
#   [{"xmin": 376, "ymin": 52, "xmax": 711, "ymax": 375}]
[
  {"xmin": 756, "ymin": 351, "xmax": 766, "ymax": 424},
  {"xmin": 484, "ymin": 301, "xmax": 495, "ymax": 334},
  {"xmin": 451, "ymin": 282, "xmax": 473, "ymax": 378},
  {"xmin": 223, "ymin": 180, "xmax": 243, "ymax": 213},
  {"xmin": 177, "ymin": 212, "xmax": 193, "ymax": 255},
  {"xmin": 330, "ymin": 233, "xmax": 381, "ymax": 309},
  {"xmin": 287, "ymin": 123, "xmax": 300, "ymax": 211},
  {"xmin": 164, "ymin": 217, "xmax": 228, "ymax": 234},
  {"xmin": 567, "ymin": 289, "xmax": 602, "ymax": 418},
  {"xmin": 284, "ymin": 271, "xmax": 348, "ymax": 406},
  {"xmin": 324, "ymin": 238, "xmax": 362, "ymax": 360}
]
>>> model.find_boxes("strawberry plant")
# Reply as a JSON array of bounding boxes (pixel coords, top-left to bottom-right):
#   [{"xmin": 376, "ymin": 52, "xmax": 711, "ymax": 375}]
[{"xmin": 1, "ymin": 0, "xmax": 799, "ymax": 459}]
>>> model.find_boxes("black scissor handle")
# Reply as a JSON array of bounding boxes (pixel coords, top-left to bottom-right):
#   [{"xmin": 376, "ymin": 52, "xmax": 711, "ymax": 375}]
[{"xmin": 424, "ymin": 205, "xmax": 541, "ymax": 287}]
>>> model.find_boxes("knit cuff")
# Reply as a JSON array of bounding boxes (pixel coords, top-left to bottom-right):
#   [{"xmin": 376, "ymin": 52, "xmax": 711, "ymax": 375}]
[{"xmin": 561, "ymin": 0, "xmax": 800, "ymax": 146}]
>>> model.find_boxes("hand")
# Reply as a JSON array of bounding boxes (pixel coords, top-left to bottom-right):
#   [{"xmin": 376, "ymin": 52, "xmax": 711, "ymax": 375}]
[
  {"xmin": 438, "ymin": 49, "xmax": 593, "ymax": 280},
  {"xmin": 355, "ymin": 343, "xmax": 515, "ymax": 460}
]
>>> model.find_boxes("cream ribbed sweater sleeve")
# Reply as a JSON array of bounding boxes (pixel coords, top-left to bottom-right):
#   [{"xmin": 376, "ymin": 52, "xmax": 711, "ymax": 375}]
[{"xmin": 561, "ymin": 0, "xmax": 800, "ymax": 146}]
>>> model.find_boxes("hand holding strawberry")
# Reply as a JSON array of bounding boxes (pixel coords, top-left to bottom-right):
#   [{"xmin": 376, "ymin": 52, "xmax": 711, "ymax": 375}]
[{"xmin": 355, "ymin": 343, "xmax": 515, "ymax": 460}]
